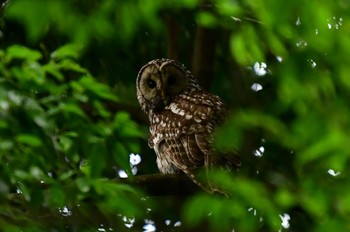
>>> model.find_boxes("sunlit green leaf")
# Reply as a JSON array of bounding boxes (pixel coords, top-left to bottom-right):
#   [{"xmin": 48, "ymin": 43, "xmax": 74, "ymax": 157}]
[
  {"xmin": 58, "ymin": 170, "xmax": 75, "ymax": 181},
  {"xmin": 58, "ymin": 59, "xmax": 88, "ymax": 73},
  {"xmin": 6, "ymin": 45, "xmax": 42, "ymax": 61},
  {"xmin": 76, "ymin": 177, "xmax": 91, "ymax": 193},
  {"xmin": 113, "ymin": 142, "xmax": 130, "ymax": 171},
  {"xmin": 214, "ymin": 116, "xmax": 242, "ymax": 152},
  {"xmin": 15, "ymin": 134, "xmax": 43, "ymax": 147},
  {"xmin": 60, "ymin": 102, "xmax": 87, "ymax": 118},
  {"xmin": 0, "ymin": 140, "xmax": 14, "ymax": 150},
  {"xmin": 275, "ymin": 188, "xmax": 296, "ymax": 208},
  {"xmin": 230, "ymin": 25, "xmax": 265, "ymax": 65},
  {"xmin": 6, "ymin": 0, "xmax": 50, "ymax": 41},
  {"xmin": 93, "ymin": 101, "xmax": 111, "ymax": 118},
  {"xmin": 79, "ymin": 76, "xmax": 118, "ymax": 101},
  {"xmin": 29, "ymin": 166, "xmax": 45, "ymax": 180},
  {"xmin": 43, "ymin": 63, "xmax": 65, "ymax": 81},
  {"xmin": 51, "ymin": 43, "xmax": 83, "ymax": 60},
  {"xmin": 217, "ymin": 1, "xmax": 242, "ymax": 16},
  {"xmin": 196, "ymin": 11, "xmax": 217, "ymax": 27},
  {"xmin": 114, "ymin": 112, "xmax": 143, "ymax": 138}
]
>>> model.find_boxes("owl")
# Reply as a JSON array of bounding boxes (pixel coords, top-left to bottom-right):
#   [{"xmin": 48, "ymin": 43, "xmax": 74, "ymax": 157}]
[{"xmin": 136, "ymin": 58, "xmax": 236, "ymax": 193}]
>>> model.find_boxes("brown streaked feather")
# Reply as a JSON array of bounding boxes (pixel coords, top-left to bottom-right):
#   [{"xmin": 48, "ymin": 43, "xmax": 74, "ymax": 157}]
[
  {"xmin": 179, "ymin": 135, "xmax": 204, "ymax": 166},
  {"xmin": 157, "ymin": 131, "xmax": 224, "ymax": 193}
]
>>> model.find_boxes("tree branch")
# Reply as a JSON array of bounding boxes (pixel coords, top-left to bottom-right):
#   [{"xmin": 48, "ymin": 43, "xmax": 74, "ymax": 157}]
[{"xmin": 114, "ymin": 173, "xmax": 201, "ymax": 196}]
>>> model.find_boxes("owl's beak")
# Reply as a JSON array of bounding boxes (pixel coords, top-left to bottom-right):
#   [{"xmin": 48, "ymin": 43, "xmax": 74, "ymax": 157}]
[
  {"xmin": 151, "ymin": 90, "xmax": 169, "ymax": 112},
  {"xmin": 151, "ymin": 94, "xmax": 165, "ymax": 112},
  {"xmin": 160, "ymin": 89, "xmax": 170, "ymax": 106},
  {"xmin": 160, "ymin": 90, "xmax": 169, "ymax": 105}
]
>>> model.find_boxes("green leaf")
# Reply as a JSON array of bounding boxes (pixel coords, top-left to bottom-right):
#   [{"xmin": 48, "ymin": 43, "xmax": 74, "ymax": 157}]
[
  {"xmin": 300, "ymin": 179, "xmax": 328, "ymax": 218},
  {"xmin": 217, "ymin": 1, "xmax": 242, "ymax": 16},
  {"xmin": 58, "ymin": 170, "xmax": 75, "ymax": 181},
  {"xmin": 76, "ymin": 177, "xmax": 91, "ymax": 193},
  {"xmin": 59, "ymin": 59, "xmax": 88, "ymax": 73},
  {"xmin": 79, "ymin": 75, "xmax": 118, "ymax": 101},
  {"xmin": 29, "ymin": 166, "xmax": 45, "ymax": 180},
  {"xmin": 60, "ymin": 102, "xmax": 87, "ymax": 118},
  {"xmin": 51, "ymin": 43, "xmax": 83, "ymax": 60},
  {"xmin": 15, "ymin": 134, "xmax": 43, "ymax": 147},
  {"xmin": 275, "ymin": 188, "xmax": 296, "ymax": 208},
  {"xmin": 57, "ymin": 135, "xmax": 74, "ymax": 152},
  {"xmin": 0, "ymin": 140, "xmax": 14, "ymax": 150},
  {"xmin": 114, "ymin": 112, "xmax": 143, "ymax": 138},
  {"xmin": 6, "ymin": 0, "xmax": 50, "ymax": 41},
  {"xmin": 214, "ymin": 115, "xmax": 242, "ymax": 152},
  {"xmin": 88, "ymin": 142, "xmax": 106, "ymax": 178},
  {"xmin": 93, "ymin": 101, "xmax": 111, "ymax": 118},
  {"xmin": 196, "ymin": 12, "xmax": 217, "ymax": 27},
  {"xmin": 47, "ymin": 185, "xmax": 66, "ymax": 207},
  {"xmin": 43, "ymin": 63, "xmax": 65, "ymax": 81},
  {"xmin": 183, "ymin": 194, "xmax": 215, "ymax": 226},
  {"xmin": 230, "ymin": 26, "xmax": 265, "ymax": 65},
  {"xmin": 6, "ymin": 45, "xmax": 42, "ymax": 61},
  {"xmin": 113, "ymin": 142, "xmax": 130, "ymax": 171}
]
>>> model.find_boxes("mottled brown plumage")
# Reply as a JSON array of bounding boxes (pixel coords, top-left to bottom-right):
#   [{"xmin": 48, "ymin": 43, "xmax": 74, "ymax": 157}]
[{"xmin": 136, "ymin": 59, "xmax": 233, "ymax": 193}]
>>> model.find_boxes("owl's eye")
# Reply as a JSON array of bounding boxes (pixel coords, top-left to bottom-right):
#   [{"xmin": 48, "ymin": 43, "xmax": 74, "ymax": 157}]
[
  {"xmin": 167, "ymin": 75, "xmax": 176, "ymax": 85},
  {"xmin": 148, "ymin": 79, "xmax": 156, "ymax": 89}
]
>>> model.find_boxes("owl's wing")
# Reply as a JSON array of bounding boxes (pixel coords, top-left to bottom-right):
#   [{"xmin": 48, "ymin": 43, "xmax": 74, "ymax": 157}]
[
  {"xmin": 158, "ymin": 134, "xmax": 203, "ymax": 170},
  {"xmin": 158, "ymin": 132, "xmax": 221, "ymax": 193}
]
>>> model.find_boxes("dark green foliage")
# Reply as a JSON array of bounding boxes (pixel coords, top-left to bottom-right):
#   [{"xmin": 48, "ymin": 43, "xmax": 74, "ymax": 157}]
[
  {"xmin": 0, "ymin": 41, "xmax": 146, "ymax": 230},
  {"xmin": 1, "ymin": 0, "xmax": 350, "ymax": 231}
]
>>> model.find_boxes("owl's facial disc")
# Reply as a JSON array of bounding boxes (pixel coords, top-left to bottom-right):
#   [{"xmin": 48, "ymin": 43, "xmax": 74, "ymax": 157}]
[
  {"xmin": 138, "ymin": 66, "xmax": 168, "ymax": 112},
  {"xmin": 160, "ymin": 64, "xmax": 188, "ymax": 97},
  {"xmin": 138, "ymin": 61, "xmax": 189, "ymax": 113}
]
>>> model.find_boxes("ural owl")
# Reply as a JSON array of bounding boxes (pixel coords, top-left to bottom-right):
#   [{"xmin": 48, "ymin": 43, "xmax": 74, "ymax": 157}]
[{"xmin": 136, "ymin": 58, "xmax": 237, "ymax": 193}]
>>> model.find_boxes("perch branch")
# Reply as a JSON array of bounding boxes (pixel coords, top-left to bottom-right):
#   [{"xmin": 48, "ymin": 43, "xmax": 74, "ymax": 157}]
[{"xmin": 114, "ymin": 173, "xmax": 201, "ymax": 196}]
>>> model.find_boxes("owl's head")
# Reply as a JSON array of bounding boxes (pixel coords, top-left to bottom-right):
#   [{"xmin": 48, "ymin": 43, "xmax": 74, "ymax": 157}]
[{"xmin": 136, "ymin": 59, "xmax": 200, "ymax": 113}]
